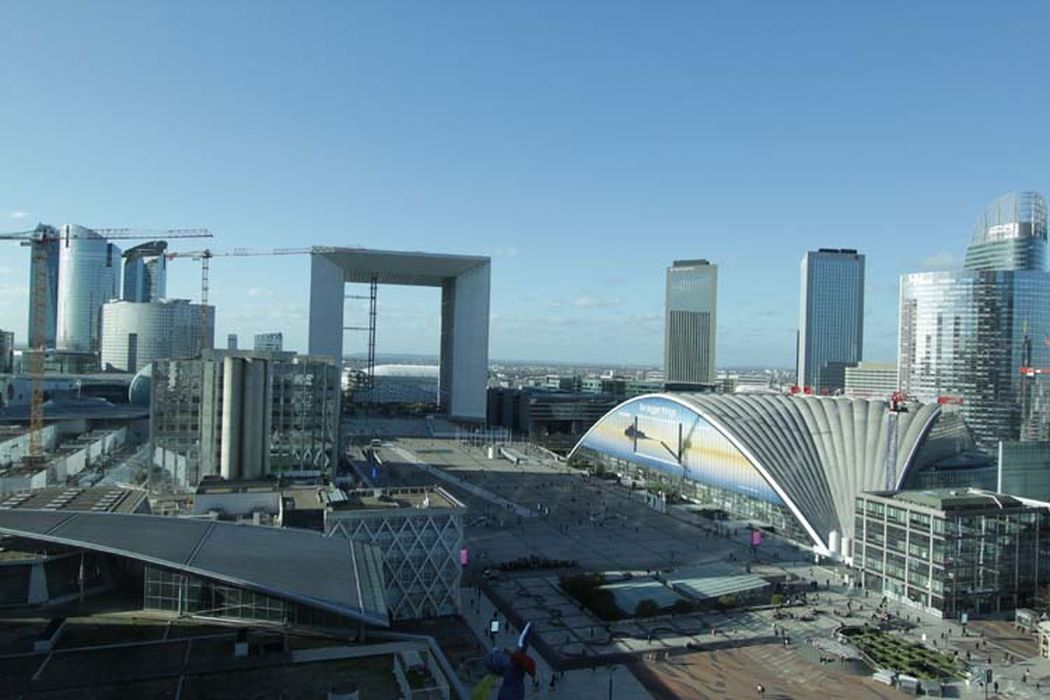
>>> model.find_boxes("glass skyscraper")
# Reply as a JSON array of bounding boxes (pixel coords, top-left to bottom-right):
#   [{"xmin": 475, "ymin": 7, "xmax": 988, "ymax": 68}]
[
  {"xmin": 55, "ymin": 225, "xmax": 121, "ymax": 353},
  {"xmin": 664, "ymin": 259, "xmax": 717, "ymax": 385},
  {"xmin": 899, "ymin": 192, "xmax": 1050, "ymax": 452},
  {"xmin": 122, "ymin": 240, "xmax": 168, "ymax": 302},
  {"xmin": 796, "ymin": 248, "xmax": 865, "ymax": 393}
]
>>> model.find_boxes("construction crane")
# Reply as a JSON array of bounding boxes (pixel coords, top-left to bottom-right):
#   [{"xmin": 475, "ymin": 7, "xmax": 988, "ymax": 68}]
[
  {"xmin": 164, "ymin": 248, "xmax": 313, "ymax": 353},
  {"xmin": 0, "ymin": 224, "xmax": 212, "ymax": 463}
]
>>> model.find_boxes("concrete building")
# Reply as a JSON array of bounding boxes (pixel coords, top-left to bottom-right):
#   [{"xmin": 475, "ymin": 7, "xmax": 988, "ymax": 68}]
[
  {"xmin": 571, "ymin": 393, "xmax": 977, "ymax": 557},
  {"xmin": 665, "ymin": 259, "xmax": 717, "ymax": 386},
  {"xmin": 797, "ymin": 249, "xmax": 865, "ymax": 394},
  {"xmin": 227, "ymin": 333, "xmax": 238, "ymax": 350},
  {"xmin": 55, "ymin": 225, "xmax": 121, "ymax": 353},
  {"xmin": 853, "ymin": 489, "xmax": 1050, "ymax": 618},
  {"xmin": 101, "ymin": 299, "xmax": 214, "ymax": 373},
  {"xmin": 150, "ymin": 350, "xmax": 341, "ymax": 487},
  {"xmin": 26, "ymin": 236, "xmax": 59, "ymax": 349},
  {"xmin": 253, "ymin": 332, "xmax": 283, "ymax": 352},
  {"xmin": 121, "ymin": 241, "xmax": 167, "ymax": 302},
  {"xmin": 0, "ymin": 329, "xmax": 13, "ymax": 373},
  {"xmin": 899, "ymin": 192, "xmax": 1050, "ymax": 452},
  {"xmin": 309, "ymin": 247, "xmax": 490, "ymax": 421},
  {"xmin": 844, "ymin": 362, "xmax": 898, "ymax": 400}
]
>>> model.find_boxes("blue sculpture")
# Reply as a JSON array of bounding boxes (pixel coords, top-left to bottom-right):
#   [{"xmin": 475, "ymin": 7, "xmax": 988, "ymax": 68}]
[{"xmin": 472, "ymin": 622, "xmax": 536, "ymax": 700}]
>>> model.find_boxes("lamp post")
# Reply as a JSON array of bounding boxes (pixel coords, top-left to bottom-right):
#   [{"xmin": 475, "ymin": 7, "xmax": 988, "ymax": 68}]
[{"xmin": 608, "ymin": 666, "xmax": 616, "ymax": 699}]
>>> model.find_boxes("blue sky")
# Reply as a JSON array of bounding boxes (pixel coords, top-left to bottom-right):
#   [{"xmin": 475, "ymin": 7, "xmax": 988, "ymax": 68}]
[{"xmin": 2, "ymin": 1, "xmax": 1049, "ymax": 367}]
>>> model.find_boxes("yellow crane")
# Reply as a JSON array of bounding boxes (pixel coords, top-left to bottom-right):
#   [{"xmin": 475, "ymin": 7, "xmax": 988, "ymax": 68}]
[{"xmin": 0, "ymin": 224, "xmax": 212, "ymax": 463}]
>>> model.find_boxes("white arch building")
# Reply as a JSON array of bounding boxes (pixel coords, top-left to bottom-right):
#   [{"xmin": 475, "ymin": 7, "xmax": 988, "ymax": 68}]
[
  {"xmin": 570, "ymin": 393, "xmax": 975, "ymax": 558},
  {"xmin": 308, "ymin": 247, "xmax": 490, "ymax": 421}
]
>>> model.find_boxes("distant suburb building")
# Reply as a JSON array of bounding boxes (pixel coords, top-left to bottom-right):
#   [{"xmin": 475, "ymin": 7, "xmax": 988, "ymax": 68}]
[
  {"xmin": 797, "ymin": 248, "xmax": 864, "ymax": 394},
  {"xmin": 854, "ymin": 489, "xmax": 1050, "ymax": 618},
  {"xmin": 254, "ymin": 332, "xmax": 283, "ymax": 352},
  {"xmin": 665, "ymin": 259, "xmax": 717, "ymax": 386},
  {"xmin": 150, "ymin": 350, "xmax": 340, "ymax": 487}
]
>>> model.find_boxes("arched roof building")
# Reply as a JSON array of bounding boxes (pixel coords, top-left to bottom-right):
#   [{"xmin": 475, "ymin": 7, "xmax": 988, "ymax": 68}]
[{"xmin": 569, "ymin": 393, "xmax": 974, "ymax": 557}]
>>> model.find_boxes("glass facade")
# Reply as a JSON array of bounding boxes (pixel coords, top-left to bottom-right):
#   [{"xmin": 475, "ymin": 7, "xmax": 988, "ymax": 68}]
[
  {"xmin": 898, "ymin": 270, "xmax": 1050, "ymax": 451},
  {"xmin": 142, "ymin": 565, "xmax": 356, "ymax": 630},
  {"xmin": 151, "ymin": 351, "xmax": 341, "ymax": 487},
  {"xmin": 665, "ymin": 260, "xmax": 717, "ymax": 384},
  {"xmin": 55, "ymin": 225, "xmax": 121, "ymax": 353},
  {"xmin": 797, "ymin": 249, "xmax": 865, "ymax": 393},
  {"xmin": 122, "ymin": 241, "xmax": 168, "ymax": 303},
  {"xmin": 101, "ymin": 300, "xmax": 212, "ymax": 373},
  {"xmin": 855, "ymin": 492, "xmax": 1050, "ymax": 618}
]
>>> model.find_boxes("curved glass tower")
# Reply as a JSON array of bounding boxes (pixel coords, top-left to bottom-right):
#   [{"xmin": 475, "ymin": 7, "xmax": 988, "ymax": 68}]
[
  {"xmin": 55, "ymin": 225, "xmax": 121, "ymax": 353},
  {"xmin": 900, "ymin": 192, "xmax": 1050, "ymax": 451},
  {"xmin": 122, "ymin": 241, "xmax": 168, "ymax": 302},
  {"xmin": 964, "ymin": 191, "xmax": 1047, "ymax": 272}
]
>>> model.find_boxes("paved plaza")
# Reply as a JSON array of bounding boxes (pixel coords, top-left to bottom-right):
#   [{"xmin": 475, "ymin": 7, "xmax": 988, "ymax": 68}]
[{"xmin": 372, "ymin": 436, "xmax": 1050, "ymax": 699}]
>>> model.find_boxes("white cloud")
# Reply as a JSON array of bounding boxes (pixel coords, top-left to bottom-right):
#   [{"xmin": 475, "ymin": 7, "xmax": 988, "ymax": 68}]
[
  {"xmin": 572, "ymin": 295, "xmax": 622, "ymax": 310},
  {"xmin": 246, "ymin": 287, "xmax": 274, "ymax": 298},
  {"xmin": 7, "ymin": 211, "xmax": 29, "ymax": 220}
]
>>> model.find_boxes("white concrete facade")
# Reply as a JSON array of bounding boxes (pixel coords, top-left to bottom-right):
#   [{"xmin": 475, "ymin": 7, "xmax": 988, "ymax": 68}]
[{"xmin": 308, "ymin": 248, "xmax": 490, "ymax": 421}]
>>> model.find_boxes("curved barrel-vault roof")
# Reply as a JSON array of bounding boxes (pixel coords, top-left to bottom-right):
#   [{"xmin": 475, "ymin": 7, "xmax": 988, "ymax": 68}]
[{"xmin": 570, "ymin": 393, "xmax": 943, "ymax": 554}]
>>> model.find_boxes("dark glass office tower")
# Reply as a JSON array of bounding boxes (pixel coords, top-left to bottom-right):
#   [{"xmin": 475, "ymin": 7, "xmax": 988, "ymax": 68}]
[{"xmin": 797, "ymin": 248, "xmax": 865, "ymax": 393}]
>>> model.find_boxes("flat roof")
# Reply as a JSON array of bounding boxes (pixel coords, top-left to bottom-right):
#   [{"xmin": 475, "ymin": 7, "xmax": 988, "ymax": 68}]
[
  {"xmin": 327, "ymin": 486, "xmax": 464, "ymax": 512},
  {"xmin": 312, "ymin": 247, "xmax": 489, "ymax": 287},
  {"xmin": 0, "ymin": 487, "xmax": 148, "ymax": 514},
  {"xmin": 665, "ymin": 563, "xmax": 771, "ymax": 601},
  {"xmin": 0, "ymin": 510, "xmax": 388, "ymax": 627},
  {"xmin": 865, "ymin": 488, "xmax": 1031, "ymax": 512}
]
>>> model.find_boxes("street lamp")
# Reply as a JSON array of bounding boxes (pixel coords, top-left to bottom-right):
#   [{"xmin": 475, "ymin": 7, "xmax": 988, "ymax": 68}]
[{"xmin": 608, "ymin": 666, "xmax": 616, "ymax": 699}]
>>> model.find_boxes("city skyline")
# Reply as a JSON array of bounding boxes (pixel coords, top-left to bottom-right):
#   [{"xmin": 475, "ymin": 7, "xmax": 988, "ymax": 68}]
[{"xmin": 3, "ymin": 3, "xmax": 1050, "ymax": 366}]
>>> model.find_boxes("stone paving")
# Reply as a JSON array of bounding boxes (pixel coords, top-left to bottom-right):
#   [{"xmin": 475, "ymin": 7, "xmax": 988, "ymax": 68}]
[{"xmin": 381, "ymin": 438, "xmax": 1050, "ymax": 699}]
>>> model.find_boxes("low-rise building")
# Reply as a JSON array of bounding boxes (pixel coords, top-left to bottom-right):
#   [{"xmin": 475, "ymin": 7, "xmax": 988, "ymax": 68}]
[
  {"xmin": 191, "ymin": 481, "xmax": 465, "ymax": 620},
  {"xmin": 854, "ymin": 489, "xmax": 1050, "ymax": 618},
  {"xmin": 486, "ymin": 387, "xmax": 620, "ymax": 452}
]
